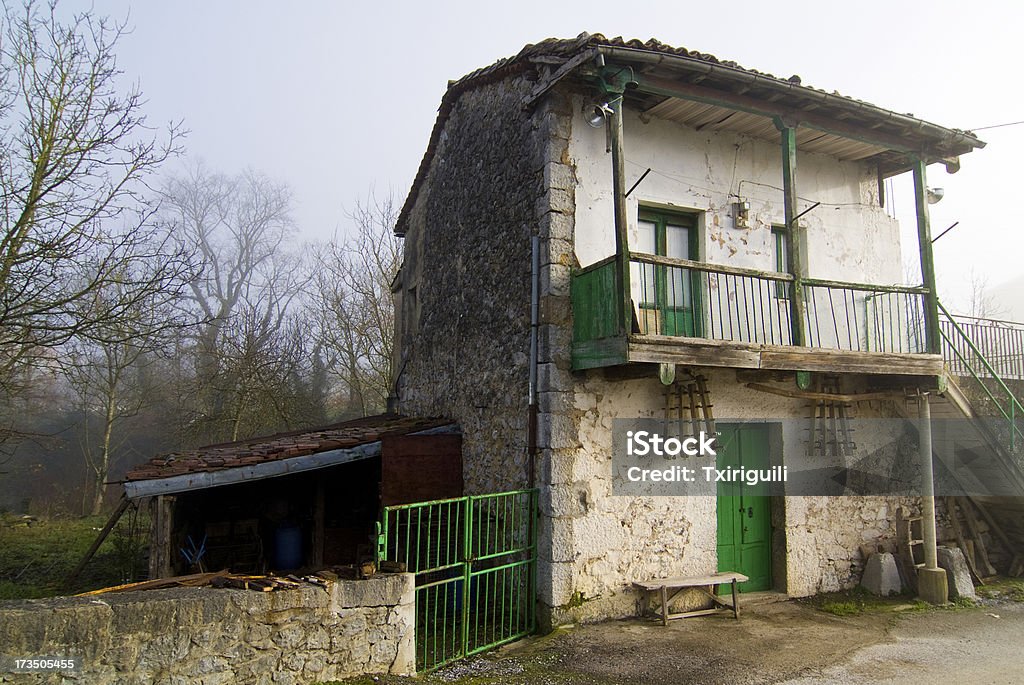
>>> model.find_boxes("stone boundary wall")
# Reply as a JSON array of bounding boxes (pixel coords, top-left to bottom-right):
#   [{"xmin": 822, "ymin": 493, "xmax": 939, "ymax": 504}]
[{"xmin": 0, "ymin": 574, "xmax": 415, "ymax": 685}]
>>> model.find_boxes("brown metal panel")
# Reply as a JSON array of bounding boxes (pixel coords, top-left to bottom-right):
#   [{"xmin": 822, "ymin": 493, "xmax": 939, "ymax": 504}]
[{"xmin": 381, "ymin": 434, "xmax": 463, "ymax": 506}]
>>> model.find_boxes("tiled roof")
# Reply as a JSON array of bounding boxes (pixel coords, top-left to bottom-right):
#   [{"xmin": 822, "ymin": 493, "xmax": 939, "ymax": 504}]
[
  {"xmin": 396, "ymin": 32, "xmax": 983, "ymax": 235},
  {"xmin": 124, "ymin": 414, "xmax": 452, "ymax": 482}
]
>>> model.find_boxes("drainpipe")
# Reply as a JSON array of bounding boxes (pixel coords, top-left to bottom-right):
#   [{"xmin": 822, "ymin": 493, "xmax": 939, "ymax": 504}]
[{"xmin": 528, "ymin": 235, "xmax": 540, "ymax": 488}]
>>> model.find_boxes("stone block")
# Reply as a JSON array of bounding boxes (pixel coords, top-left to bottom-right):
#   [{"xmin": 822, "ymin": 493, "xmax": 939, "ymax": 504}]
[
  {"xmin": 937, "ymin": 546, "xmax": 976, "ymax": 600},
  {"xmin": 860, "ymin": 552, "xmax": 902, "ymax": 596}
]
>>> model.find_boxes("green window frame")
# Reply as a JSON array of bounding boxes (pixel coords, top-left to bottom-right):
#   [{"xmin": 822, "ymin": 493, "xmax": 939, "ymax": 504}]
[{"xmin": 633, "ymin": 208, "xmax": 702, "ymax": 337}]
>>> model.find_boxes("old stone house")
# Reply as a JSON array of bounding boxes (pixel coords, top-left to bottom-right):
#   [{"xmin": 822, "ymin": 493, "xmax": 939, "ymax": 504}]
[{"xmin": 390, "ymin": 33, "xmax": 1018, "ymax": 628}]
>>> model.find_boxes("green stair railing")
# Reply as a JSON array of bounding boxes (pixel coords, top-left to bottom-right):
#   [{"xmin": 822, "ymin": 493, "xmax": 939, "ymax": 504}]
[{"xmin": 938, "ymin": 300, "xmax": 1024, "ymax": 453}]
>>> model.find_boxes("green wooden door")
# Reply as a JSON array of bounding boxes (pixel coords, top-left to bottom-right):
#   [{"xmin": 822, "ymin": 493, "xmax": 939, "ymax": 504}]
[{"xmin": 716, "ymin": 425, "xmax": 772, "ymax": 592}]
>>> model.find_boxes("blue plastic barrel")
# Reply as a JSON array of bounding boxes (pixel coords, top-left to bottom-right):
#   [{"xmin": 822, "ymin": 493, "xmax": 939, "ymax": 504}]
[{"xmin": 273, "ymin": 523, "xmax": 303, "ymax": 569}]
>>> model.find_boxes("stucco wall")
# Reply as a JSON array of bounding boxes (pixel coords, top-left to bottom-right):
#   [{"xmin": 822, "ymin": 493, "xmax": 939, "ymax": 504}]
[
  {"xmin": 0, "ymin": 575, "xmax": 415, "ymax": 685},
  {"xmin": 569, "ymin": 95, "xmax": 903, "ymax": 286}
]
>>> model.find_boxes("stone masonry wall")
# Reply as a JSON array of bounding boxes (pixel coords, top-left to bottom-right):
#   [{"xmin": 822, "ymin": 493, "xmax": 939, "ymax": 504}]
[
  {"xmin": 0, "ymin": 574, "xmax": 414, "ymax": 685},
  {"xmin": 539, "ymin": 360, "xmax": 921, "ymax": 625},
  {"xmin": 395, "ymin": 74, "xmax": 558, "ymax": 493}
]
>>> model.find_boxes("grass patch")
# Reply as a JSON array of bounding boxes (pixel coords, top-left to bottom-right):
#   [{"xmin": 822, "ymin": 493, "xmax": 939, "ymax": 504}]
[
  {"xmin": 977, "ymin": 578, "xmax": 1024, "ymax": 603},
  {"xmin": 0, "ymin": 507, "xmax": 149, "ymax": 599},
  {"xmin": 803, "ymin": 587, "xmax": 928, "ymax": 616}
]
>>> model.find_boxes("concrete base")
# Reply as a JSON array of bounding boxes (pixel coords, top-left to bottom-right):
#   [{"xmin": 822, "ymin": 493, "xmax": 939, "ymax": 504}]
[{"xmin": 917, "ymin": 567, "xmax": 949, "ymax": 605}]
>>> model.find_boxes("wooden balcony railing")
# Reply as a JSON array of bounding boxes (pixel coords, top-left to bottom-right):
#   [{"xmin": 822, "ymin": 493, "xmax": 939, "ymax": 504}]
[{"xmin": 628, "ymin": 253, "xmax": 928, "ymax": 353}]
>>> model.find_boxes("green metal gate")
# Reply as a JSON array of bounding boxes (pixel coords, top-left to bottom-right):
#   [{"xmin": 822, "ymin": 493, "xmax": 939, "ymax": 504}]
[{"xmin": 377, "ymin": 489, "xmax": 538, "ymax": 672}]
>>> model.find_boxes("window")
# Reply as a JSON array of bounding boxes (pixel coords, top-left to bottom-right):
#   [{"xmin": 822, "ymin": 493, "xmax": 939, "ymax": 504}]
[
  {"xmin": 632, "ymin": 208, "xmax": 701, "ymax": 336},
  {"xmin": 771, "ymin": 225, "xmax": 789, "ymax": 299}
]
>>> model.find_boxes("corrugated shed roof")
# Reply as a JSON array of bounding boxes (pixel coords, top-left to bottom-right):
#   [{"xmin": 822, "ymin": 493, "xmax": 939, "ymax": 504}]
[
  {"xmin": 124, "ymin": 414, "xmax": 452, "ymax": 482},
  {"xmin": 396, "ymin": 32, "xmax": 984, "ymax": 235}
]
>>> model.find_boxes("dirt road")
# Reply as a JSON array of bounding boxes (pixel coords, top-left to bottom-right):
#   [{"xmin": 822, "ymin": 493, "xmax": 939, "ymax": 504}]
[{"xmin": 336, "ymin": 593, "xmax": 1024, "ymax": 684}]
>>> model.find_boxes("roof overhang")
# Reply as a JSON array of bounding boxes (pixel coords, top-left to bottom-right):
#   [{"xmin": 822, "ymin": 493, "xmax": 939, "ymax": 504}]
[
  {"xmin": 396, "ymin": 34, "xmax": 986, "ymax": 235},
  {"xmin": 124, "ymin": 423, "xmax": 457, "ymax": 499},
  {"xmin": 584, "ymin": 46, "xmax": 984, "ymax": 178}
]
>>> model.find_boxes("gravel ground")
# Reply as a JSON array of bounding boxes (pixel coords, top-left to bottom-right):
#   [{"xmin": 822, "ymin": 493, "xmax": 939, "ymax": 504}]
[{"xmin": 334, "ymin": 592, "xmax": 1024, "ymax": 685}]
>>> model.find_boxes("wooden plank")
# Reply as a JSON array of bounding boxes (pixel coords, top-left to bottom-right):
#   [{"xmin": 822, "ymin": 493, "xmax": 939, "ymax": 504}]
[
  {"xmin": 630, "ymin": 251, "xmax": 792, "ymax": 282},
  {"xmin": 629, "ymin": 337, "xmax": 761, "ymax": 369},
  {"xmin": 959, "ymin": 497, "xmax": 998, "ymax": 576},
  {"xmin": 945, "ymin": 497, "xmax": 984, "ymax": 585},
  {"xmin": 633, "ymin": 571, "xmax": 748, "ymax": 590},
  {"xmin": 745, "ymin": 382, "xmax": 901, "ymax": 403},
  {"xmin": 64, "ymin": 496, "xmax": 131, "ymax": 588},
  {"xmin": 572, "ymin": 336, "xmax": 628, "ymax": 370},
  {"xmin": 968, "ymin": 497, "xmax": 1015, "ymax": 560},
  {"xmin": 759, "ymin": 349, "xmax": 942, "ymax": 375},
  {"xmin": 381, "ymin": 434, "xmax": 463, "ymax": 506}
]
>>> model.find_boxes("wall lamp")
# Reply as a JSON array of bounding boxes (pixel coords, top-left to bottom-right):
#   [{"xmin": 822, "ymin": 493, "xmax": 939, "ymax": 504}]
[
  {"xmin": 926, "ymin": 187, "xmax": 945, "ymax": 204},
  {"xmin": 585, "ymin": 96, "xmax": 623, "ymax": 128}
]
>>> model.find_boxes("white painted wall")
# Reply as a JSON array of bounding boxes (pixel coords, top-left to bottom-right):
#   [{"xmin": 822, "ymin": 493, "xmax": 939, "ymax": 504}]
[{"xmin": 571, "ymin": 97, "xmax": 904, "ymax": 285}]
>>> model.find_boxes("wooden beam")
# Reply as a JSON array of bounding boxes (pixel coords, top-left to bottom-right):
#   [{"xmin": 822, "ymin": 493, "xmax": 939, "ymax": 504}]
[
  {"xmin": 64, "ymin": 495, "xmax": 131, "ymax": 589},
  {"xmin": 632, "ymin": 73, "xmax": 976, "ymax": 158},
  {"xmin": 913, "ymin": 159, "xmax": 941, "ymax": 355},
  {"xmin": 759, "ymin": 349, "xmax": 942, "ymax": 375},
  {"xmin": 778, "ymin": 123, "xmax": 807, "ymax": 347},
  {"xmin": 149, "ymin": 495, "xmax": 176, "ymax": 580},
  {"xmin": 312, "ymin": 480, "xmax": 325, "ymax": 568},
  {"xmin": 745, "ymin": 382, "xmax": 902, "ymax": 403},
  {"xmin": 609, "ymin": 91, "xmax": 632, "ymax": 337},
  {"xmin": 627, "ymin": 335, "xmax": 944, "ymax": 376}
]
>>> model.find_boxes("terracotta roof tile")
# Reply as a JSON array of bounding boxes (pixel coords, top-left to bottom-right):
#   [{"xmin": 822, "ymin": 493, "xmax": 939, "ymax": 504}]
[{"xmin": 124, "ymin": 414, "xmax": 452, "ymax": 483}]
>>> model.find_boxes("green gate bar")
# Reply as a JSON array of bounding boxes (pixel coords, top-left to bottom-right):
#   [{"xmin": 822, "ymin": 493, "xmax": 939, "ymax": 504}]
[{"xmin": 378, "ymin": 489, "xmax": 538, "ymax": 672}]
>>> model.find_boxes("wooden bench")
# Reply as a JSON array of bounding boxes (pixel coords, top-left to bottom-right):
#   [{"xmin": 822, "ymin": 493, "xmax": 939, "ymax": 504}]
[{"xmin": 633, "ymin": 572, "xmax": 749, "ymax": 624}]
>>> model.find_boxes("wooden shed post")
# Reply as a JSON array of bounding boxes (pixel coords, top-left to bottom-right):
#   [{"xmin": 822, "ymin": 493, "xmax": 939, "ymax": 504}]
[{"xmin": 148, "ymin": 495, "xmax": 175, "ymax": 580}]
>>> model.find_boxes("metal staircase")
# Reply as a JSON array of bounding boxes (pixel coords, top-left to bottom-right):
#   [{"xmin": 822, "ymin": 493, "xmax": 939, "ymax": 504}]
[{"xmin": 932, "ymin": 302, "xmax": 1024, "ymax": 575}]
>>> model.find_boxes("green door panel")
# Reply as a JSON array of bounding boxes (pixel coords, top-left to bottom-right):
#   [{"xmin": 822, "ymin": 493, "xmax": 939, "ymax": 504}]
[{"xmin": 716, "ymin": 424, "xmax": 773, "ymax": 592}]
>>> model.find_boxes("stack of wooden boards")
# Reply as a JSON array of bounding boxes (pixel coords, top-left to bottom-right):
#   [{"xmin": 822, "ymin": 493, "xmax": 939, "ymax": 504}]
[{"xmin": 75, "ymin": 560, "xmax": 408, "ymax": 597}]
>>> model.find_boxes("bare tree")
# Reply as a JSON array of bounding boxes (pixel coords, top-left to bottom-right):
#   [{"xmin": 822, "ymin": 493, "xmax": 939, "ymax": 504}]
[
  {"xmin": 63, "ymin": 271, "xmax": 192, "ymax": 514},
  {"xmin": 310, "ymin": 195, "xmax": 400, "ymax": 417},
  {"xmin": 161, "ymin": 164, "xmax": 313, "ymax": 442},
  {"xmin": 0, "ymin": 1, "xmax": 183, "ymax": 401},
  {"xmin": 966, "ymin": 268, "xmax": 1006, "ymax": 320}
]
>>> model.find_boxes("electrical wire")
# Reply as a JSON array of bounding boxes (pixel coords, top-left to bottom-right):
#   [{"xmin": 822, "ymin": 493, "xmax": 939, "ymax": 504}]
[{"xmin": 969, "ymin": 120, "xmax": 1024, "ymax": 131}]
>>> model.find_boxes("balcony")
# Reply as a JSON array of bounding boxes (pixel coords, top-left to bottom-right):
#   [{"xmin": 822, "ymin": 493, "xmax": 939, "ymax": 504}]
[{"xmin": 570, "ymin": 253, "xmax": 942, "ymax": 377}]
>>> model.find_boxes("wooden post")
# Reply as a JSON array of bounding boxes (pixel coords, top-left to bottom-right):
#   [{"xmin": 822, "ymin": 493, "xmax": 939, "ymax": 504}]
[
  {"xmin": 913, "ymin": 158, "xmax": 942, "ymax": 354},
  {"xmin": 777, "ymin": 121, "xmax": 807, "ymax": 346},
  {"xmin": 64, "ymin": 495, "xmax": 131, "ymax": 589},
  {"xmin": 609, "ymin": 95, "xmax": 632, "ymax": 336},
  {"xmin": 312, "ymin": 480, "xmax": 325, "ymax": 568},
  {"xmin": 148, "ymin": 495, "xmax": 176, "ymax": 580}
]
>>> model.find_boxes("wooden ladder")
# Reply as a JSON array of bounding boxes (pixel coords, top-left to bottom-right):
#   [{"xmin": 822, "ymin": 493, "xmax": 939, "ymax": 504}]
[
  {"xmin": 807, "ymin": 376, "xmax": 855, "ymax": 457},
  {"xmin": 665, "ymin": 373, "xmax": 715, "ymax": 439}
]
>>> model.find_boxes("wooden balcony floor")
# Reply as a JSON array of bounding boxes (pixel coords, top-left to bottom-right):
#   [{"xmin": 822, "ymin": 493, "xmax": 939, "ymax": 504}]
[{"xmin": 570, "ymin": 334, "xmax": 943, "ymax": 376}]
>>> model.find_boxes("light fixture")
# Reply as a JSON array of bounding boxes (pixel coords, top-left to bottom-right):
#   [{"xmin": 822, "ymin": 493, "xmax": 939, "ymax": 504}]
[
  {"xmin": 733, "ymin": 200, "xmax": 751, "ymax": 229},
  {"xmin": 926, "ymin": 187, "xmax": 945, "ymax": 204},
  {"xmin": 586, "ymin": 101, "xmax": 614, "ymax": 128}
]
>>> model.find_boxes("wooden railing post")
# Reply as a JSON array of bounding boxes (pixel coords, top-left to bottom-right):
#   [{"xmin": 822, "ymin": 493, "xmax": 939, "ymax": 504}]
[
  {"xmin": 913, "ymin": 158, "xmax": 942, "ymax": 355},
  {"xmin": 777, "ymin": 120, "xmax": 807, "ymax": 346}
]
